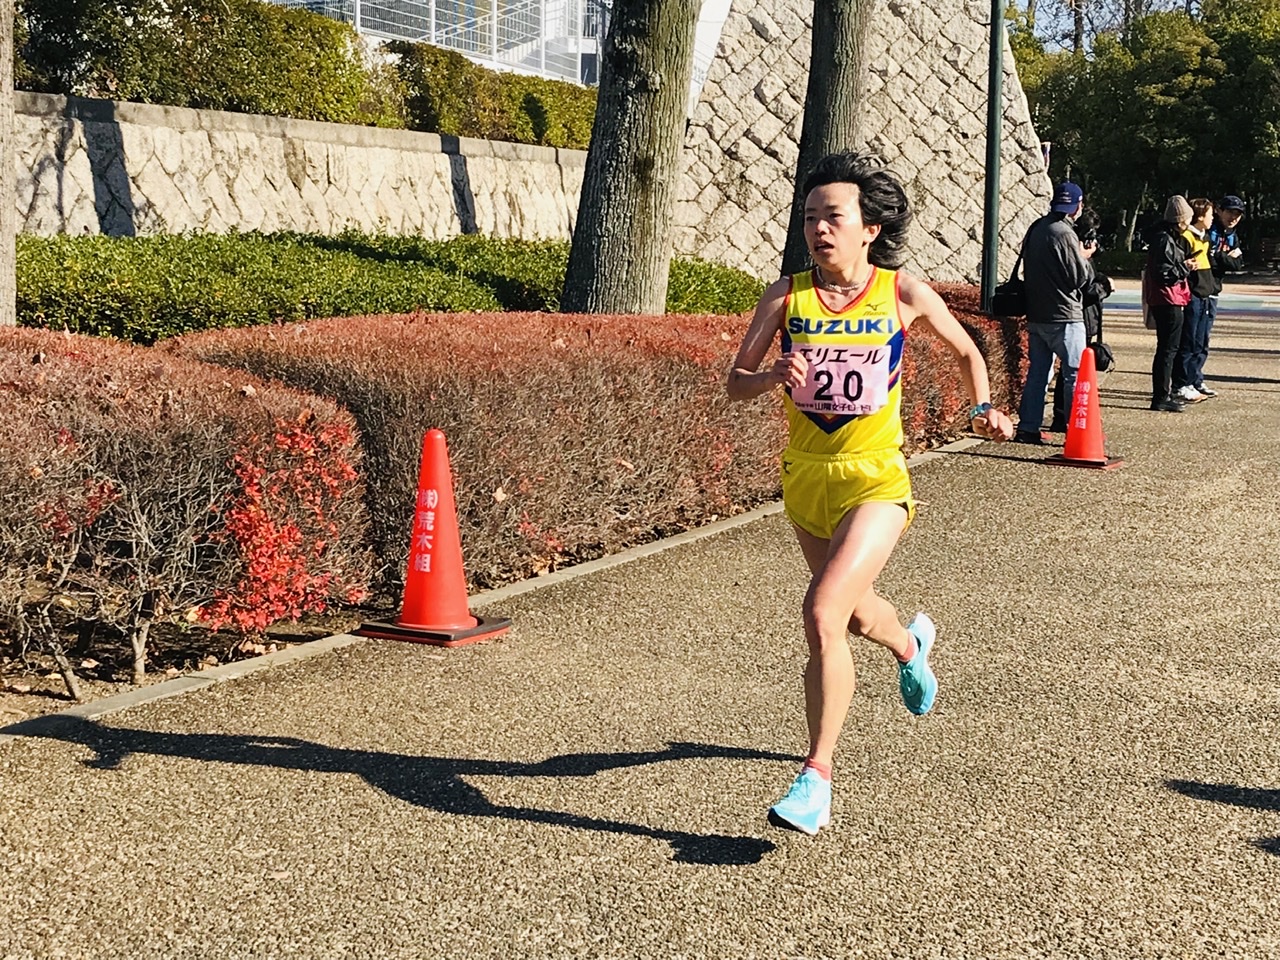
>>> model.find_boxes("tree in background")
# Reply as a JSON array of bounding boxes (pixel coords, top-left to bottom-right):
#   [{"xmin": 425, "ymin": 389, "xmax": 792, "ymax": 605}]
[
  {"xmin": 561, "ymin": 0, "xmax": 700, "ymax": 314},
  {"xmin": 1009, "ymin": 0, "xmax": 1280, "ymax": 247},
  {"xmin": 779, "ymin": 0, "xmax": 875, "ymax": 277}
]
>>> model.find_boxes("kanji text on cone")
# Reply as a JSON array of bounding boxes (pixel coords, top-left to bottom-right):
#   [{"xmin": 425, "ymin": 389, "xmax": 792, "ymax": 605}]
[
  {"xmin": 1045, "ymin": 347, "xmax": 1124, "ymax": 470},
  {"xmin": 358, "ymin": 429, "xmax": 511, "ymax": 646}
]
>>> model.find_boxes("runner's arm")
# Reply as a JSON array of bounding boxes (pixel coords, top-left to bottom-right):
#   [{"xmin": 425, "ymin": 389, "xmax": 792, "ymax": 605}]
[
  {"xmin": 897, "ymin": 272, "xmax": 1014, "ymax": 440},
  {"xmin": 727, "ymin": 278, "xmax": 808, "ymax": 401}
]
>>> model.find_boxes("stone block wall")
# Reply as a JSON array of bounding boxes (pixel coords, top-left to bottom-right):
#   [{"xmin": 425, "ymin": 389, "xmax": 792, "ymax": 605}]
[
  {"xmin": 14, "ymin": 93, "xmax": 585, "ymax": 242},
  {"xmin": 676, "ymin": 0, "xmax": 1051, "ymax": 282},
  {"xmin": 14, "ymin": 0, "xmax": 1049, "ymax": 283}
]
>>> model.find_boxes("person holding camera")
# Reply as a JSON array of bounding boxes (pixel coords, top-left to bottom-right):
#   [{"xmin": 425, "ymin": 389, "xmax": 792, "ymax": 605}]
[
  {"xmin": 1015, "ymin": 182, "xmax": 1095, "ymax": 444},
  {"xmin": 1051, "ymin": 208, "xmax": 1113, "ymax": 431}
]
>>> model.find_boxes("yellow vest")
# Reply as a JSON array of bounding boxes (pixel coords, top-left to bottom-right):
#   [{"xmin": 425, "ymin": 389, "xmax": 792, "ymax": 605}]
[
  {"xmin": 1183, "ymin": 228, "xmax": 1210, "ymax": 271},
  {"xmin": 782, "ymin": 267, "xmax": 905, "ymax": 456}
]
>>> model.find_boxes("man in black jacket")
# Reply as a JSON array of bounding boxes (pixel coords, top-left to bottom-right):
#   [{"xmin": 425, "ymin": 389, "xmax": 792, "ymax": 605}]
[
  {"xmin": 1051, "ymin": 210, "xmax": 1112, "ymax": 430},
  {"xmin": 1015, "ymin": 182, "xmax": 1096, "ymax": 443},
  {"xmin": 1198, "ymin": 195, "xmax": 1247, "ymax": 397}
]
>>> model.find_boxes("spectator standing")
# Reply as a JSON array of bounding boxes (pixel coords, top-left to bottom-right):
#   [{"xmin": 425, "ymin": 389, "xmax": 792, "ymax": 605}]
[
  {"xmin": 1015, "ymin": 182, "xmax": 1095, "ymax": 444},
  {"xmin": 1199, "ymin": 195, "xmax": 1247, "ymax": 397},
  {"xmin": 1051, "ymin": 208, "xmax": 1113, "ymax": 430},
  {"xmin": 1144, "ymin": 195, "xmax": 1196, "ymax": 413},
  {"xmin": 1174, "ymin": 198, "xmax": 1216, "ymax": 404}
]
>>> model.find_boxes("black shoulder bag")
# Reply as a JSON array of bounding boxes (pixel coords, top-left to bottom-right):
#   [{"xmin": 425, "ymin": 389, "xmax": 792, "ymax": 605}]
[
  {"xmin": 1092, "ymin": 307, "xmax": 1115, "ymax": 373},
  {"xmin": 991, "ymin": 252, "xmax": 1027, "ymax": 317}
]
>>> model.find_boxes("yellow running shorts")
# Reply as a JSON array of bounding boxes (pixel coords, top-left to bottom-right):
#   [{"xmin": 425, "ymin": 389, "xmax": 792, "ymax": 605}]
[{"xmin": 781, "ymin": 447, "xmax": 915, "ymax": 540}]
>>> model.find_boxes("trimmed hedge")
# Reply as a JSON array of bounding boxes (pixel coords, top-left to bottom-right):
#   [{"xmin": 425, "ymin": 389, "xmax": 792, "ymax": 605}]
[
  {"xmin": 0, "ymin": 327, "xmax": 372, "ymax": 697},
  {"xmin": 388, "ymin": 42, "xmax": 596, "ymax": 149},
  {"xmin": 17, "ymin": 233, "xmax": 766, "ymax": 343},
  {"xmin": 17, "ymin": 3, "xmax": 597, "ymax": 146},
  {"xmin": 170, "ymin": 291, "xmax": 1022, "ymax": 593},
  {"xmin": 18, "ymin": 0, "xmax": 405, "ymax": 128},
  {"xmin": 16, "ymin": 233, "xmax": 502, "ymax": 344},
  {"xmin": 298, "ymin": 232, "xmax": 767, "ymax": 314}
]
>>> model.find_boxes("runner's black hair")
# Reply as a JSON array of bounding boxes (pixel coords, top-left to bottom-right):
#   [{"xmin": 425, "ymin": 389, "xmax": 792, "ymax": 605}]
[{"xmin": 801, "ymin": 152, "xmax": 912, "ymax": 269}]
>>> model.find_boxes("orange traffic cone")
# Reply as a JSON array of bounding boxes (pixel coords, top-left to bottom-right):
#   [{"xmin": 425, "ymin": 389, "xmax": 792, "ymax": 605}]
[
  {"xmin": 1045, "ymin": 347, "xmax": 1124, "ymax": 470},
  {"xmin": 358, "ymin": 429, "xmax": 511, "ymax": 646}
]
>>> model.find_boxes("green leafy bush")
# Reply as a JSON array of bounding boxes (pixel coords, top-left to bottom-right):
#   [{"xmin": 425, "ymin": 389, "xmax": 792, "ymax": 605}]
[
  {"xmin": 293, "ymin": 232, "xmax": 766, "ymax": 314},
  {"xmin": 17, "ymin": 233, "xmax": 502, "ymax": 343},
  {"xmin": 387, "ymin": 41, "xmax": 596, "ymax": 148},
  {"xmin": 17, "ymin": 0, "xmax": 407, "ymax": 128},
  {"xmin": 17, "ymin": 233, "xmax": 766, "ymax": 342}
]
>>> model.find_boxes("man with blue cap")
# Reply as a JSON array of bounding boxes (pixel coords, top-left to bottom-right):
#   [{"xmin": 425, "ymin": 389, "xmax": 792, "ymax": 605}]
[
  {"xmin": 1014, "ymin": 181, "xmax": 1096, "ymax": 443},
  {"xmin": 1198, "ymin": 195, "xmax": 1247, "ymax": 397}
]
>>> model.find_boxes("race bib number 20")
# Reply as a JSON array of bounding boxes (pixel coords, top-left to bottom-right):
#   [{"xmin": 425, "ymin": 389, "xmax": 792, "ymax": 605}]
[{"xmin": 790, "ymin": 346, "xmax": 890, "ymax": 416}]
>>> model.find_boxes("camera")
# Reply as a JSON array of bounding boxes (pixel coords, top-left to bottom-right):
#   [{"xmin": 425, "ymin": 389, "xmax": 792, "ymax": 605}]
[{"xmin": 1078, "ymin": 230, "xmax": 1103, "ymax": 254}]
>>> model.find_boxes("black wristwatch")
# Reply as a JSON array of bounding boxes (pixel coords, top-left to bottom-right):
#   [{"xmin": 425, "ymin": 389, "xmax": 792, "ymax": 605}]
[{"xmin": 967, "ymin": 402, "xmax": 994, "ymax": 420}]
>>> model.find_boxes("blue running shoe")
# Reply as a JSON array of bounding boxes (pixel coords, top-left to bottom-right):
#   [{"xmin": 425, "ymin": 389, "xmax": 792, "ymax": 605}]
[
  {"xmin": 767, "ymin": 768, "xmax": 831, "ymax": 835},
  {"xmin": 899, "ymin": 613, "xmax": 938, "ymax": 715}
]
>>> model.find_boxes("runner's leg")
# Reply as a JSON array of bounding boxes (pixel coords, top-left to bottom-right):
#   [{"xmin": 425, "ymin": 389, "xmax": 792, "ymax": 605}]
[{"xmin": 791, "ymin": 501, "xmax": 909, "ymax": 766}]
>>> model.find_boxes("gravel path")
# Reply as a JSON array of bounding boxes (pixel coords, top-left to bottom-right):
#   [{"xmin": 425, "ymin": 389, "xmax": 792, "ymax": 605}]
[{"xmin": 2, "ymin": 308, "xmax": 1277, "ymax": 960}]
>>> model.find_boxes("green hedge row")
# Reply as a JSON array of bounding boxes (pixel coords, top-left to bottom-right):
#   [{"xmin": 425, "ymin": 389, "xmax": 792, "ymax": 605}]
[
  {"xmin": 16, "ymin": 2, "xmax": 596, "ymax": 148},
  {"xmin": 389, "ymin": 42, "xmax": 596, "ymax": 149},
  {"xmin": 17, "ymin": 232, "xmax": 765, "ymax": 344},
  {"xmin": 18, "ymin": 0, "xmax": 405, "ymax": 128}
]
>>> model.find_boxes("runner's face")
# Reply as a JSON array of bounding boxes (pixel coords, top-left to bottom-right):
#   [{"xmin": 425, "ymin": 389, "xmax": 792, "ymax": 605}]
[{"xmin": 803, "ymin": 183, "xmax": 880, "ymax": 271}]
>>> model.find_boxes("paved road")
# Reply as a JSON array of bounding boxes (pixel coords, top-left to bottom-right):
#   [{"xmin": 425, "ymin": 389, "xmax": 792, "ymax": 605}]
[{"xmin": 1, "ymin": 309, "xmax": 1278, "ymax": 960}]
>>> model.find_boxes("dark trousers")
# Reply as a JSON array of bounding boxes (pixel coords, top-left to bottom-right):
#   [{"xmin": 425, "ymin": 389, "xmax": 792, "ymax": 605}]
[
  {"xmin": 1174, "ymin": 296, "xmax": 1210, "ymax": 389},
  {"xmin": 1150, "ymin": 303, "xmax": 1184, "ymax": 403}
]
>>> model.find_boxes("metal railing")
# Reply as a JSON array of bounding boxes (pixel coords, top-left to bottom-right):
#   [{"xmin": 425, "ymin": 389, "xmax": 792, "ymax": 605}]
[{"xmin": 275, "ymin": 0, "xmax": 594, "ymax": 84}]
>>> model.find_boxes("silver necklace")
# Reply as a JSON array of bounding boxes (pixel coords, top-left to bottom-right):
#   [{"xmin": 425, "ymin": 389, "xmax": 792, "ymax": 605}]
[{"xmin": 815, "ymin": 265, "xmax": 872, "ymax": 294}]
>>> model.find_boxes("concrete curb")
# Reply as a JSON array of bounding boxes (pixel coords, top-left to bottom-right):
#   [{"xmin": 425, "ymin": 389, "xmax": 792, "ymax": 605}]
[{"xmin": 0, "ymin": 436, "xmax": 987, "ymax": 745}]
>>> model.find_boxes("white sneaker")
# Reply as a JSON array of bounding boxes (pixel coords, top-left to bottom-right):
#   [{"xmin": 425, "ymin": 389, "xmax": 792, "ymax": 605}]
[
  {"xmin": 1195, "ymin": 383, "xmax": 1218, "ymax": 398},
  {"xmin": 1177, "ymin": 385, "xmax": 1203, "ymax": 402}
]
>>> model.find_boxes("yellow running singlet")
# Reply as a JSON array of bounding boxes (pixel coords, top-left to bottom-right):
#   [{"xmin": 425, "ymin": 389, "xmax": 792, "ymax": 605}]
[{"xmin": 782, "ymin": 266, "xmax": 906, "ymax": 457}]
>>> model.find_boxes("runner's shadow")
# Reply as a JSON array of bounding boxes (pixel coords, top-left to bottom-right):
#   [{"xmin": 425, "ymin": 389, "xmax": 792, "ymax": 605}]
[
  {"xmin": 1165, "ymin": 779, "xmax": 1280, "ymax": 856},
  {"xmin": 9, "ymin": 715, "xmax": 795, "ymax": 866}
]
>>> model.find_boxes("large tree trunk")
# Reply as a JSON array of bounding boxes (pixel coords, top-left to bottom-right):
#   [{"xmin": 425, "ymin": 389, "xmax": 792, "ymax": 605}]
[
  {"xmin": 0, "ymin": 0, "xmax": 15, "ymax": 326},
  {"xmin": 1072, "ymin": 0, "xmax": 1085, "ymax": 54},
  {"xmin": 560, "ymin": 0, "xmax": 700, "ymax": 314},
  {"xmin": 780, "ymin": 0, "xmax": 875, "ymax": 277}
]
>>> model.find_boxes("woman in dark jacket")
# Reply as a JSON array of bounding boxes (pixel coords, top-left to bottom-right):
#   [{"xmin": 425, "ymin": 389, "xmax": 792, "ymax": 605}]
[{"xmin": 1144, "ymin": 195, "xmax": 1196, "ymax": 412}]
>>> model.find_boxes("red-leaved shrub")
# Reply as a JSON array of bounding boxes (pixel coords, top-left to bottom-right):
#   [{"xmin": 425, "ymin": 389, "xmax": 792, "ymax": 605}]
[
  {"xmin": 0, "ymin": 329, "xmax": 372, "ymax": 694},
  {"xmin": 171, "ymin": 286, "xmax": 1022, "ymax": 593}
]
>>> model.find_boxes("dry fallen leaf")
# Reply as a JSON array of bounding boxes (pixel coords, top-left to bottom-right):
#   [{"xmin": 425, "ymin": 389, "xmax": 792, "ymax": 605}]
[
  {"xmin": 7, "ymin": 682, "xmax": 32, "ymax": 694},
  {"xmin": 267, "ymin": 870, "xmax": 291, "ymax": 881},
  {"xmin": 720, "ymin": 332, "xmax": 732, "ymax": 341},
  {"xmin": 165, "ymin": 667, "xmax": 181, "ymax": 678},
  {"xmin": 79, "ymin": 659, "xmax": 100, "ymax": 670},
  {"xmin": 239, "ymin": 384, "xmax": 257, "ymax": 398},
  {"xmin": 493, "ymin": 486, "xmax": 508, "ymax": 503}
]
